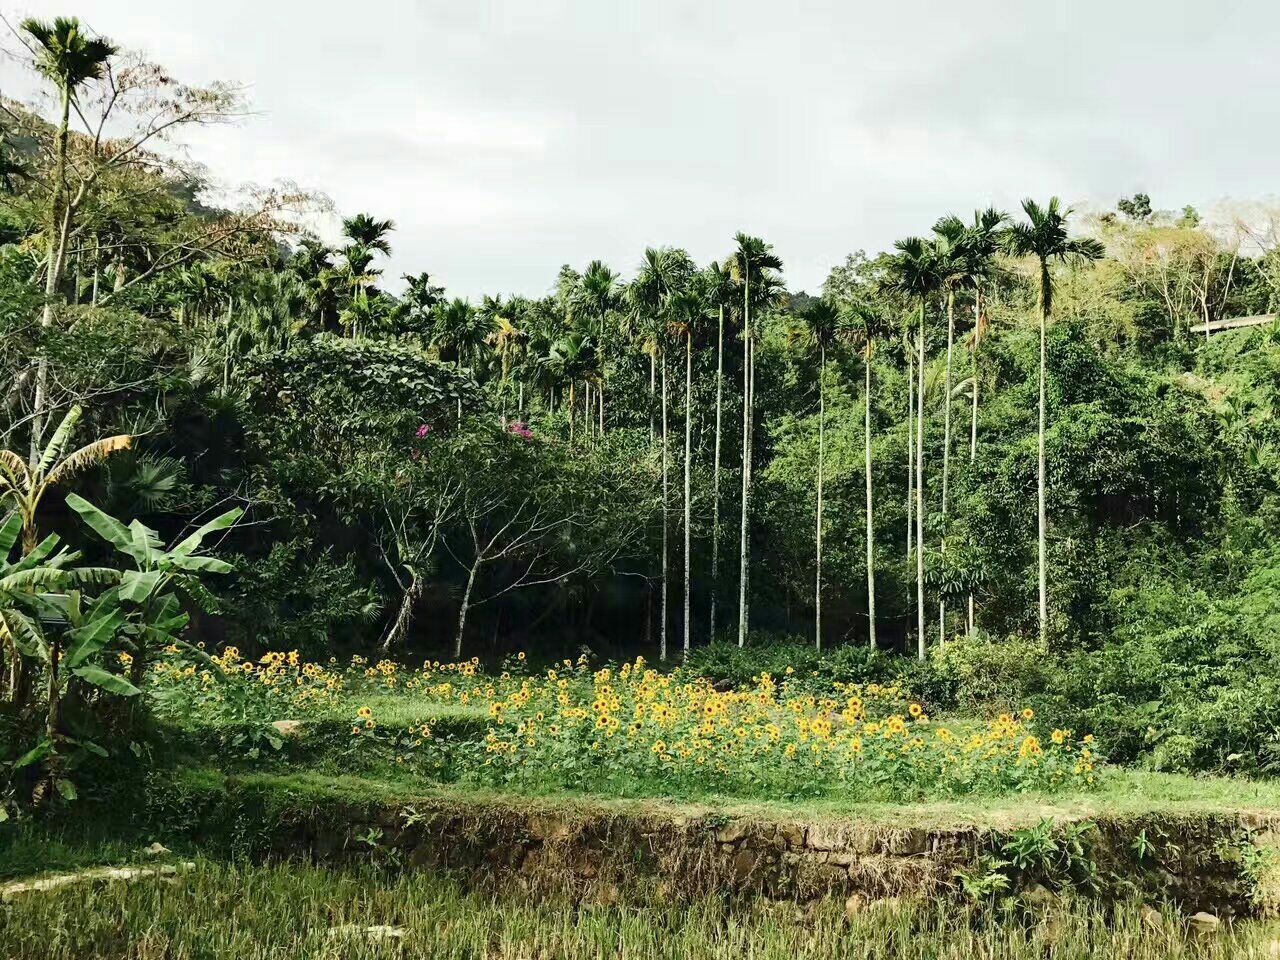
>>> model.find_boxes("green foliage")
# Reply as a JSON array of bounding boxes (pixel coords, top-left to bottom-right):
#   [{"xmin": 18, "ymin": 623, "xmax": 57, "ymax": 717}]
[
  {"xmin": 5, "ymin": 13, "xmax": 1280, "ymax": 787},
  {"xmin": 686, "ymin": 638, "xmax": 901, "ymax": 692},
  {"xmin": 219, "ymin": 538, "xmax": 380, "ymax": 656}
]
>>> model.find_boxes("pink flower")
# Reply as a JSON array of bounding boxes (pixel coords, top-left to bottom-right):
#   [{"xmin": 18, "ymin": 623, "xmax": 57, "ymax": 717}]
[
  {"xmin": 416, "ymin": 423, "xmax": 433, "ymax": 438},
  {"xmin": 507, "ymin": 421, "xmax": 533, "ymax": 438}
]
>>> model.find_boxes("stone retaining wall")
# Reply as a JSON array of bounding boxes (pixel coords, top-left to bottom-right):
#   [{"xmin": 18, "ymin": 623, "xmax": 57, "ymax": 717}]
[{"xmin": 202, "ymin": 785, "xmax": 1279, "ymax": 915}]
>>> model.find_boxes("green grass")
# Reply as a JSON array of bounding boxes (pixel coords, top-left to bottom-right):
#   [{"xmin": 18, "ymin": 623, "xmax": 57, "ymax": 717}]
[
  {"xmin": 310, "ymin": 692, "xmax": 488, "ymax": 726},
  {"xmin": 3, "ymin": 858, "xmax": 1276, "ymax": 960},
  {"xmin": 0, "ymin": 823, "xmax": 147, "ymax": 881},
  {"xmin": 166, "ymin": 765, "xmax": 1280, "ymax": 830}
]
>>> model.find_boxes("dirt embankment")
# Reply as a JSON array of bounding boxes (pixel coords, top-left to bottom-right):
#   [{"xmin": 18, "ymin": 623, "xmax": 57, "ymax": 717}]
[{"xmin": 165, "ymin": 775, "xmax": 1280, "ymax": 916}]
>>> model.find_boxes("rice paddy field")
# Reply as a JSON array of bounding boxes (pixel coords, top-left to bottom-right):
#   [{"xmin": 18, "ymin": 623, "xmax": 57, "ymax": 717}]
[{"xmin": 4, "ymin": 858, "xmax": 1280, "ymax": 960}]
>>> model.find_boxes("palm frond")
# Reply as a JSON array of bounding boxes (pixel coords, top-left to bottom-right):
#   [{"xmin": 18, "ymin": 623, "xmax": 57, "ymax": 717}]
[
  {"xmin": 0, "ymin": 450, "xmax": 29, "ymax": 492},
  {"xmin": 44, "ymin": 435, "xmax": 133, "ymax": 488},
  {"xmin": 0, "ymin": 566, "xmax": 69, "ymax": 593},
  {"xmin": 36, "ymin": 405, "xmax": 83, "ymax": 475}
]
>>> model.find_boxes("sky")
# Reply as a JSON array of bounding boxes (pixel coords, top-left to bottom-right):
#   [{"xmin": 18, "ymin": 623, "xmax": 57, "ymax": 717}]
[{"xmin": 5, "ymin": 0, "xmax": 1279, "ymax": 299}]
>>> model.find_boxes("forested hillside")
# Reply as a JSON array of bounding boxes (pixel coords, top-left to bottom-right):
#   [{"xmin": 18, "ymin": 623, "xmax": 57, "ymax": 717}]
[{"xmin": 3, "ymin": 18, "xmax": 1280, "ymax": 780}]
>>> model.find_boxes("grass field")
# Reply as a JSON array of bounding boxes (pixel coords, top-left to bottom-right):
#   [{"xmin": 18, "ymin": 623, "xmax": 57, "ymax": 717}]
[
  {"xmin": 157, "ymin": 763, "xmax": 1280, "ymax": 832},
  {"xmin": 3, "ymin": 857, "xmax": 1278, "ymax": 960}
]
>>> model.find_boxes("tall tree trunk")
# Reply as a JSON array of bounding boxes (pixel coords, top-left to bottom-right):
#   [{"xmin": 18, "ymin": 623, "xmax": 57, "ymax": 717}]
[
  {"xmin": 455, "ymin": 560, "xmax": 479, "ymax": 658},
  {"xmin": 649, "ymin": 352, "xmax": 656, "ymax": 441},
  {"xmin": 969, "ymin": 288, "xmax": 982, "ymax": 635},
  {"xmin": 1038, "ymin": 266, "xmax": 1050, "ymax": 644},
  {"xmin": 737, "ymin": 270, "xmax": 752, "ymax": 647},
  {"xmin": 814, "ymin": 344, "xmax": 825, "ymax": 650},
  {"xmin": 942, "ymin": 290, "xmax": 956, "ymax": 516},
  {"xmin": 30, "ymin": 86, "xmax": 73, "ymax": 465},
  {"xmin": 865, "ymin": 339, "xmax": 877, "ymax": 650},
  {"xmin": 381, "ymin": 575, "xmax": 422, "ymax": 654},
  {"xmin": 660, "ymin": 350, "xmax": 669, "ymax": 662},
  {"xmin": 568, "ymin": 381, "xmax": 575, "ymax": 442},
  {"xmin": 683, "ymin": 332, "xmax": 693, "ymax": 661},
  {"xmin": 709, "ymin": 304, "xmax": 725, "ymax": 644},
  {"xmin": 91, "ymin": 234, "xmax": 100, "ymax": 306},
  {"xmin": 916, "ymin": 305, "xmax": 927, "ymax": 661},
  {"xmin": 939, "ymin": 289, "xmax": 956, "ymax": 645},
  {"xmin": 598, "ymin": 382, "xmax": 605, "ymax": 435},
  {"xmin": 222, "ymin": 301, "xmax": 232, "ymax": 394},
  {"xmin": 906, "ymin": 347, "xmax": 914, "ymax": 561},
  {"xmin": 42, "ymin": 634, "xmax": 63, "ymax": 801}
]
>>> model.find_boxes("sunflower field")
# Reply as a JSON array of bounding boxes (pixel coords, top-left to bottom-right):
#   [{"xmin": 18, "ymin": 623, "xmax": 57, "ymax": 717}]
[{"xmin": 148, "ymin": 649, "xmax": 1102, "ymax": 802}]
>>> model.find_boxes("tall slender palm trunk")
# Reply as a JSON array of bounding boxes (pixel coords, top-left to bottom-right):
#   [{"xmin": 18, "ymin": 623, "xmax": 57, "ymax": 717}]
[
  {"xmin": 709, "ymin": 305, "xmax": 725, "ymax": 643},
  {"xmin": 1037, "ymin": 268, "xmax": 1049, "ymax": 644},
  {"xmin": 683, "ymin": 333, "xmax": 693, "ymax": 661},
  {"xmin": 649, "ymin": 353, "xmax": 657, "ymax": 441},
  {"xmin": 968, "ymin": 288, "xmax": 982, "ymax": 635},
  {"xmin": 865, "ymin": 340, "xmax": 877, "ymax": 650},
  {"xmin": 737, "ymin": 273, "xmax": 752, "ymax": 648},
  {"xmin": 939, "ymin": 290, "xmax": 956, "ymax": 645},
  {"xmin": 91, "ymin": 235, "xmax": 100, "ymax": 305},
  {"xmin": 660, "ymin": 350, "xmax": 669, "ymax": 662},
  {"xmin": 814, "ymin": 344, "xmax": 825, "ymax": 650},
  {"xmin": 30, "ymin": 86, "xmax": 73, "ymax": 465},
  {"xmin": 916, "ymin": 306, "xmax": 927, "ymax": 661},
  {"xmin": 906, "ymin": 349, "xmax": 914, "ymax": 561}
]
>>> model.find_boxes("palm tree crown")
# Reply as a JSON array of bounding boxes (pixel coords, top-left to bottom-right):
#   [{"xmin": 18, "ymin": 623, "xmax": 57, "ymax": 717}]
[
  {"xmin": 1005, "ymin": 198, "xmax": 1105, "ymax": 316},
  {"xmin": 21, "ymin": 17, "xmax": 117, "ymax": 95},
  {"xmin": 342, "ymin": 214, "xmax": 395, "ymax": 255},
  {"xmin": 887, "ymin": 236, "xmax": 947, "ymax": 303}
]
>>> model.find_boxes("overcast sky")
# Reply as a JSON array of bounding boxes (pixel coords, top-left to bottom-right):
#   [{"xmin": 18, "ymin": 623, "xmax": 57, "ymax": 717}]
[{"xmin": 6, "ymin": 0, "xmax": 1279, "ymax": 298}]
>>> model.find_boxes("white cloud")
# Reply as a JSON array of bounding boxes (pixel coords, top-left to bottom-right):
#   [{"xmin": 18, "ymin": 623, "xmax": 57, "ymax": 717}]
[{"xmin": 11, "ymin": 0, "xmax": 1280, "ymax": 297}]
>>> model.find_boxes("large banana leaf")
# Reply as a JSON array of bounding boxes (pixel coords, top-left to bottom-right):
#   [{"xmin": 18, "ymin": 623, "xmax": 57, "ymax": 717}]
[
  {"xmin": 171, "ymin": 507, "xmax": 243, "ymax": 557},
  {"xmin": 71, "ymin": 665, "xmax": 140, "ymax": 697},
  {"xmin": 0, "ymin": 512, "xmax": 21, "ymax": 555},
  {"xmin": 7, "ymin": 534, "xmax": 67, "ymax": 571},
  {"xmin": 64, "ymin": 493, "xmax": 131, "ymax": 549},
  {"xmin": 0, "ymin": 450, "xmax": 28, "ymax": 492},
  {"xmin": 0, "ymin": 567, "xmax": 69, "ymax": 593},
  {"xmin": 120, "ymin": 569, "xmax": 165, "ymax": 603},
  {"xmin": 35, "ymin": 405, "xmax": 83, "ymax": 475},
  {"xmin": 127, "ymin": 519, "xmax": 162, "ymax": 567},
  {"xmin": 0, "ymin": 608, "xmax": 46, "ymax": 657},
  {"xmin": 65, "ymin": 609, "xmax": 125, "ymax": 669},
  {"xmin": 44, "ymin": 435, "xmax": 132, "ymax": 488},
  {"xmin": 168, "ymin": 554, "xmax": 233, "ymax": 574}
]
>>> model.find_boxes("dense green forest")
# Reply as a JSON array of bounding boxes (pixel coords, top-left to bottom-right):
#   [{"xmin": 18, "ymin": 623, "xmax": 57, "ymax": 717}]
[{"xmin": 3, "ymin": 15, "xmax": 1280, "ymax": 804}]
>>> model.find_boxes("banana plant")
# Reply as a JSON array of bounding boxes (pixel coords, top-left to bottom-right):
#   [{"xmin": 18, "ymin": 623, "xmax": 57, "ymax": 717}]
[
  {"xmin": 0, "ymin": 510, "xmax": 117, "ymax": 697},
  {"xmin": 65, "ymin": 493, "xmax": 242, "ymax": 686},
  {"xmin": 2, "ymin": 510, "xmax": 124, "ymax": 802},
  {"xmin": 0, "ymin": 405, "xmax": 131, "ymax": 554}
]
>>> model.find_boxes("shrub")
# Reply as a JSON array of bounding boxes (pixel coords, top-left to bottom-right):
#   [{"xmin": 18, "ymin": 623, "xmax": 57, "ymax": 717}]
[{"xmin": 927, "ymin": 634, "xmax": 1060, "ymax": 716}]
